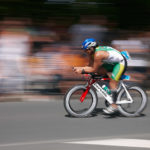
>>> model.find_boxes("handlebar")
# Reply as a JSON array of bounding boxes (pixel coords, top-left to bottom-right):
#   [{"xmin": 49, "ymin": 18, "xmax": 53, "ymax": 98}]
[
  {"xmin": 83, "ymin": 73, "xmax": 110, "ymax": 80},
  {"xmin": 72, "ymin": 67, "xmax": 110, "ymax": 80}
]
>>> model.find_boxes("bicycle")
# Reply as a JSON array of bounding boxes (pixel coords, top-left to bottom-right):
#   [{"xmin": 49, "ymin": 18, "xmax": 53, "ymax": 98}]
[{"xmin": 64, "ymin": 73, "xmax": 148, "ymax": 117}]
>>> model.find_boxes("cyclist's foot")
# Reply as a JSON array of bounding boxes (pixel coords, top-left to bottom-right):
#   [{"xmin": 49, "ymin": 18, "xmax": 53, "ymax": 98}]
[{"xmin": 103, "ymin": 104, "xmax": 118, "ymax": 115}]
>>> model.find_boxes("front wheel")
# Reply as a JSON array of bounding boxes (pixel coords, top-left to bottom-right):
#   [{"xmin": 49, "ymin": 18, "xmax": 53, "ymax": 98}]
[
  {"xmin": 64, "ymin": 85, "xmax": 98, "ymax": 117},
  {"xmin": 117, "ymin": 86, "xmax": 148, "ymax": 117}
]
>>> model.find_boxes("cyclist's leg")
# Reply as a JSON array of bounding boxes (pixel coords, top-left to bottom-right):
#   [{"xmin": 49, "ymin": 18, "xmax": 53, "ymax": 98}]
[
  {"xmin": 103, "ymin": 62, "xmax": 126, "ymax": 114},
  {"xmin": 110, "ymin": 62, "xmax": 126, "ymax": 98},
  {"xmin": 109, "ymin": 63, "xmax": 123, "ymax": 90},
  {"xmin": 101, "ymin": 63, "xmax": 114, "ymax": 76},
  {"xmin": 111, "ymin": 63, "xmax": 125, "ymax": 82},
  {"xmin": 101, "ymin": 63, "xmax": 124, "ymax": 90},
  {"xmin": 111, "ymin": 56, "xmax": 127, "ymax": 82}
]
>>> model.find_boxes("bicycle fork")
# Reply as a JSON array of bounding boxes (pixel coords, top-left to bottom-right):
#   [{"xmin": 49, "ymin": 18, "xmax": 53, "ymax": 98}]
[{"xmin": 80, "ymin": 79, "xmax": 96, "ymax": 102}]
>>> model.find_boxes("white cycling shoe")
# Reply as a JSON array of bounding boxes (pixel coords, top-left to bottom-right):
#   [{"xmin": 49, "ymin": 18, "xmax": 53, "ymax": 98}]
[{"xmin": 103, "ymin": 105, "xmax": 118, "ymax": 115}]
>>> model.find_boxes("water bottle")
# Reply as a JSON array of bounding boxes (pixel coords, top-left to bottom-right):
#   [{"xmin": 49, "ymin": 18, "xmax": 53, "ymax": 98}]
[{"xmin": 102, "ymin": 85, "xmax": 111, "ymax": 95}]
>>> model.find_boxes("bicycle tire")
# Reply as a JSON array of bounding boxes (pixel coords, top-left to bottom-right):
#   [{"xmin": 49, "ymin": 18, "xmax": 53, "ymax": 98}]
[
  {"xmin": 64, "ymin": 85, "xmax": 98, "ymax": 117},
  {"xmin": 117, "ymin": 86, "xmax": 148, "ymax": 117}
]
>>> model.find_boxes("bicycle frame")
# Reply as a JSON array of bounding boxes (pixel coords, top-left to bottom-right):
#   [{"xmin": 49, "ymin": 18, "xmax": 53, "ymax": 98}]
[
  {"xmin": 80, "ymin": 75, "xmax": 133, "ymax": 105},
  {"xmin": 80, "ymin": 76, "xmax": 113, "ymax": 104},
  {"xmin": 116, "ymin": 81, "xmax": 134, "ymax": 104},
  {"xmin": 93, "ymin": 82, "xmax": 113, "ymax": 104}
]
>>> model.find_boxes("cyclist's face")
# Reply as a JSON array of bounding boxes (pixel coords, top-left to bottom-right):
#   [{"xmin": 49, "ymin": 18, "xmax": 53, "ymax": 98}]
[{"xmin": 85, "ymin": 47, "xmax": 94, "ymax": 55}]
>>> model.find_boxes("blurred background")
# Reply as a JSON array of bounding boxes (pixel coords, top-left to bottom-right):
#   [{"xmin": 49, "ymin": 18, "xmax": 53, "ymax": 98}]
[{"xmin": 0, "ymin": 0, "xmax": 150, "ymax": 99}]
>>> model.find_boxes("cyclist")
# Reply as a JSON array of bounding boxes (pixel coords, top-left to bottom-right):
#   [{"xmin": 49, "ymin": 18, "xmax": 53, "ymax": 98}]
[{"xmin": 73, "ymin": 38, "xmax": 127, "ymax": 115}]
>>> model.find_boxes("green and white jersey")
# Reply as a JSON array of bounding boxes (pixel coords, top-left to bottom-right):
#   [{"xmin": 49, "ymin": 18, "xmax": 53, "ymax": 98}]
[{"xmin": 95, "ymin": 46, "xmax": 124, "ymax": 63}]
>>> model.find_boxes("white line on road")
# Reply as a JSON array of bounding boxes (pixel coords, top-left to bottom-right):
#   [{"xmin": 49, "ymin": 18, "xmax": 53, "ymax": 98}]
[
  {"xmin": 0, "ymin": 139, "xmax": 66, "ymax": 147},
  {"xmin": 66, "ymin": 139, "xmax": 150, "ymax": 149},
  {"xmin": 1, "ymin": 138, "xmax": 150, "ymax": 148},
  {"xmin": 0, "ymin": 141, "xmax": 53, "ymax": 147}
]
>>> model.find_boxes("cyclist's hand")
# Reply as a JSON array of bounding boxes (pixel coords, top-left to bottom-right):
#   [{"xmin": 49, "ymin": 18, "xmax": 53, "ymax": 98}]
[{"xmin": 73, "ymin": 67, "xmax": 83, "ymax": 74}]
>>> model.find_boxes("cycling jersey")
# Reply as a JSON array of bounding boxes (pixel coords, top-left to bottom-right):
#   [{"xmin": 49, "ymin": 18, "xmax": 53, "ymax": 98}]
[
  {"xmin": 95, "ymin": 46, "xmax": 127, "ymax": 81},
  {"xmin": 95, "ymin": 46, "xmax": 124, "ymax": 63}
]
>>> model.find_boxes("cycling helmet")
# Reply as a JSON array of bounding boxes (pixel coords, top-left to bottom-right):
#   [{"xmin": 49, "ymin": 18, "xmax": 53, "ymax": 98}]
[{"xmin": 82, "ymin": 38, "xmax": 97, "ymax": 50}]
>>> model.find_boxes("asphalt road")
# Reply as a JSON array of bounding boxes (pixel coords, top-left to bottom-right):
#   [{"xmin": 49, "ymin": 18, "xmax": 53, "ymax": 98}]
[{"xmin": 0, "ymin": 96, "xmax": 150, "ymax": 150}]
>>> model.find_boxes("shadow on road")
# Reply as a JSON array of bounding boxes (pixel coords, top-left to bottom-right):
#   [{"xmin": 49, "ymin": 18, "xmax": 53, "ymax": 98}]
[
  {"xmin": 64, "ymin": 108, "xmax": 146, "ymax": 119},
  {"xmin": 64, "ymin": 108, "xmax": 120, "ymax": 119}
]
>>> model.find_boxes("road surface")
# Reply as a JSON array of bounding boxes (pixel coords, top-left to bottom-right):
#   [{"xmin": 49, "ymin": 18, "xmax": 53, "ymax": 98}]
[{"xmin": 0, "ymin": 96, "xmax": 149, "ymax": 150}]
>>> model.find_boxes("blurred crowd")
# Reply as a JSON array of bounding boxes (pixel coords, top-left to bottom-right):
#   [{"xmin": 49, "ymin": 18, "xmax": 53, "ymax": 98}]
[{"xmin": 0, "ymin": 16, "xmax": 150, "ymax": 95}]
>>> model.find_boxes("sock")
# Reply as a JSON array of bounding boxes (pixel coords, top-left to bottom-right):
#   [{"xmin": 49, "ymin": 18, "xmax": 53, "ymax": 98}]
[{"xmin": 111, "ymin": 90, "xmax": 117, "ymax": 103}]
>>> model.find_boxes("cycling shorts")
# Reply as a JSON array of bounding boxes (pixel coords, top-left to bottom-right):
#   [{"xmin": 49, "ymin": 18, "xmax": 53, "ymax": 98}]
[{"xmin": 102, "ymin": 57, "xmax": 127, "ymax": 81}]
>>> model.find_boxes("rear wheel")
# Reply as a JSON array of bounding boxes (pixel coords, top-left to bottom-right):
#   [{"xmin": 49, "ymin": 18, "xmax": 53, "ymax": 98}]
[{"xmin": 117, "ymin": 86, "xmax": 148, "ymax": 117}]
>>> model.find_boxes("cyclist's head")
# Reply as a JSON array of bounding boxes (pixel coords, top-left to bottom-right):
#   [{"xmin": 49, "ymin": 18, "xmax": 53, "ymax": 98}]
[{"xmin": 82, "ymin": 38, "xmax": 97, "ymax": 50}]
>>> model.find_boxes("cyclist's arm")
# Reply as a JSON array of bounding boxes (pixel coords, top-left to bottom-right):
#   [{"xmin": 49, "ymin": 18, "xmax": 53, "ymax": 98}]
[{"xmin": 83, "ymin": 51, "xmax": 106, "ymax": 73}]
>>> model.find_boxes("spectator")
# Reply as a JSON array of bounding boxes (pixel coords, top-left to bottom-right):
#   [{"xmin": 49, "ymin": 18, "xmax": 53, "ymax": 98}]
[{"xmin": 0, "ymin": 18, "xmax": 32, "ymax": 94}]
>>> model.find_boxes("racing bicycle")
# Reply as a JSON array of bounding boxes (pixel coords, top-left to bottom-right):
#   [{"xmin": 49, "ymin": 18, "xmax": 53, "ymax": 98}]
[{"xmin": 64, "ymin": 73, "xmax": 148, "ymax": 117}]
